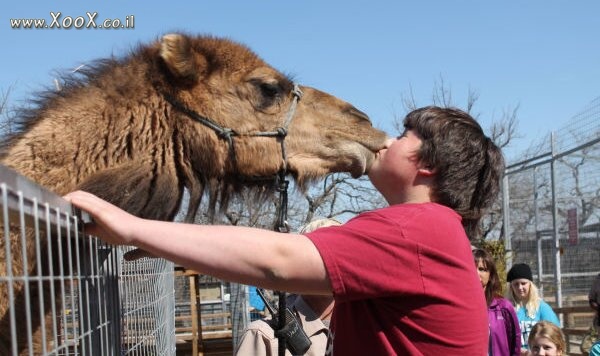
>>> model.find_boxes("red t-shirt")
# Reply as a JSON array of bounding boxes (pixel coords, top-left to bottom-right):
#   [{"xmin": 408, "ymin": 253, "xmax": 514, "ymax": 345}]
[{"xmin": 306, "ymin": 203, "xmax": 488, "ymax": 355}]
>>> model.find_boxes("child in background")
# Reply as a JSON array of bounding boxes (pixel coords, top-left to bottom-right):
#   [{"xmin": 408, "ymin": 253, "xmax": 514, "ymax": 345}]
[
  {"xmin": 507, "ymin": 263, "xmax": 560, "ymax": 354},
  {"xmin": 527, "ymin": 321, "xmax": 566, "ymax": 356}
]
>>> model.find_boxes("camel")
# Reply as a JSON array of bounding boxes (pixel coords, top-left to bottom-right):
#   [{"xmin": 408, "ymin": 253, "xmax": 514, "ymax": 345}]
[{"xmin": 0, "ymin": 33, "xmax": 388, "ymax": 354}]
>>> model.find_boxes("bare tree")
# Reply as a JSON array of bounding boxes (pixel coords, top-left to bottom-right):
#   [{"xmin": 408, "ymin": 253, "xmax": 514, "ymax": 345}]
[
  {"xmin": 0, "ymin": 86, "xmax": 17, "ymax": 137},
  {"xmin": 300, "ymin": 174, "xmax": 385, "ymax": 224}
]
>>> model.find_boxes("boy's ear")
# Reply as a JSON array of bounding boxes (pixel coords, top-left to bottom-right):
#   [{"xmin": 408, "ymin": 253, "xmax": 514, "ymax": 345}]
[{"xmin": 417, "ymin": 165, "xmax": 436, "ymax": 177}]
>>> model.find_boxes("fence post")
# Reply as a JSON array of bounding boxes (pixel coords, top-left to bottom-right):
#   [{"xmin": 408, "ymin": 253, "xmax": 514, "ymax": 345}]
[
  {"xmin": 534, "ymin": 167, "xmax": 544, "ymax": 298},
  {"xmin": 550, "ymin": 132, "xmax": 563, "ymax": 310},
  {"xmin": 502, "ymin": 174, "xmax": 512, "ymax": 269}
]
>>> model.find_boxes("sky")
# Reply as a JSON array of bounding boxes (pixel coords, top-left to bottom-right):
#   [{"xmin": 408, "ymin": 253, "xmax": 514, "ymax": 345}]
[{"xmin": 1, "ymin": 1, "xmax": 599, "ymax": 161}]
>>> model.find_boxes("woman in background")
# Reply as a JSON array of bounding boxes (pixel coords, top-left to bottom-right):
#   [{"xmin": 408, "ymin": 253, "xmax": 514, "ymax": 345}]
[
  {"xmin": 507, "ymin": 263, "xmax": 560, "ymax": 355},
  {"xmin": 474, "ymin": 248, "xmax": 521, "ymax": 356}
]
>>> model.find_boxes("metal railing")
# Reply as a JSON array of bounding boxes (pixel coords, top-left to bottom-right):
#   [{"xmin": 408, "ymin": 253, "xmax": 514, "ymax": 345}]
[{"xmin": 0, "ymin": 164, "xmax": 175, "ymax": 355}]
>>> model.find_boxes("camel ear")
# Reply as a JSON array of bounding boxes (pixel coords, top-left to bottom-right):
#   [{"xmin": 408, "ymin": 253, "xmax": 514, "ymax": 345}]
[{"xmin": 160, "ymin": 34, "xmax": 207, "ymax": 82}]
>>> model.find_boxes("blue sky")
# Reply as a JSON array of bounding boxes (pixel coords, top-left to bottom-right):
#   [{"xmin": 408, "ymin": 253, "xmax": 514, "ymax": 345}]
[{"xmin": 2, "ymin": 1, "xmax": 599, "ymax": 161}]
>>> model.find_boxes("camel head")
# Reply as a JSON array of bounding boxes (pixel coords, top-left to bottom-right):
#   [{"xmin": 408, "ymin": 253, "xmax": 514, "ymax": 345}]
[{"xmin": 156, "ymin": 34, "xmax": 389, "ymax": 186}]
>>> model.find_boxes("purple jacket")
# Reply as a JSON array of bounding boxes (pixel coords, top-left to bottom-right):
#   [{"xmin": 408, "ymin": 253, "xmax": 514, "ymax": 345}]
[{"xmin": 488, "ymin": 297, "xmax": 521, "ymax": 356}]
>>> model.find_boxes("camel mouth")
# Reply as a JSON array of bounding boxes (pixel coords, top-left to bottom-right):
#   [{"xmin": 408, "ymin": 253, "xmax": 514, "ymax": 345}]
[
  {"xmin": 346, "ymin": 143, "xmax": 380, "ymax": 178},
  {"xmin": 360, "ymin": 139, "xmax": 388, "ymax": 170}
]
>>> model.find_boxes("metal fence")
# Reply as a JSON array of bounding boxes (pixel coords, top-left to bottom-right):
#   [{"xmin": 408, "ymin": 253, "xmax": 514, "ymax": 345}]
[
  {"xmin": 502, "ymin": 96, "xmax": 600, "ymax": 313},
  {"xmin": 0, "ymin": 165, "xmax": 175, "ymax": 355}
]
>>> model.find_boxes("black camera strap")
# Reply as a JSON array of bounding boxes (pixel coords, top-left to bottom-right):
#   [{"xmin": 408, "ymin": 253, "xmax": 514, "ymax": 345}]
[{"xmin": 256, "ymin": 288, "xmax": 312, "ymax": 355}]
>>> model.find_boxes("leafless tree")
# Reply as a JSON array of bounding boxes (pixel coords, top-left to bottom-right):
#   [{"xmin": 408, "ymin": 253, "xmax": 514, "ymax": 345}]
[
  {"xmin": 0, "ymin": 86, "xmax": 17, "ymax": 137},
  {"xmin": 300, "ymin": 174, "xmax": 385, "ymax": 224}
]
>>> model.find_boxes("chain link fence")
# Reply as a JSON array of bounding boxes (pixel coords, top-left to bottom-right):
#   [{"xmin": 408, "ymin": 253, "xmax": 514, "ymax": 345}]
[{"xmin": 502, "ymin": 96, "xmax": 600, "ymax": 311}]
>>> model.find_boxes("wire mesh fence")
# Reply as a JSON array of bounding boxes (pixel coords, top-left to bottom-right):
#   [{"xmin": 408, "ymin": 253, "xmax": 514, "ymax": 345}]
[
  {"xmin": 0, "ymin": 165, "xmax": 175, "ymax": 356},
  {"xmin": 503, "ymin": 96, "xmax": 600, "ymax": 310}
]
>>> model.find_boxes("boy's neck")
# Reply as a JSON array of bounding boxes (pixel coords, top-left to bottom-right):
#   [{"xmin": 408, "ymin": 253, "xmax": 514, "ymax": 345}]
[{"xmin": 385, "ymin": 185, "xmax": 433, "ymax": 205}]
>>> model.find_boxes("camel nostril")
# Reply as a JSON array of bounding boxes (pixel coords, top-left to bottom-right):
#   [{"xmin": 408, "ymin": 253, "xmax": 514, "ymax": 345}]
[{"xmin": 347, "ymin": 107, "xmax": 371, "ymax": 123}]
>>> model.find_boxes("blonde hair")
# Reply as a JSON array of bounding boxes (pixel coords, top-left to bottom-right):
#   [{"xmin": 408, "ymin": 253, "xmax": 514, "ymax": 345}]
[
  {"xmin": 528, "ymin": 321, "xmax": 566, "ymax": 355},
  {"xmin": 300, "ymin": 218, "xmax": 342, "ymax": 234},
  {"xmin": 508, "ymin": 279, "xmax": 541, "ymax": 319}
]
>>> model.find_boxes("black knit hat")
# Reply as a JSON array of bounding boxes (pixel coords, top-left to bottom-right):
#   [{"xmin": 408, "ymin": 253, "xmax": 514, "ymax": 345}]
[{"xmin": 507, "ymin": 263, "xmax": 533, "ymax": 282}]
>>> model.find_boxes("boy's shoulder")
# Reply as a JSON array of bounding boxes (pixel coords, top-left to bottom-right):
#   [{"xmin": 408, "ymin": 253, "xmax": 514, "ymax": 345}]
[
  {"xmin": 367, "ymin": 202, "xmax": 462, "ymax": 228},
  {"xmin": 373, "ymin": 202, "xmax": 458, "ymax": 217}
]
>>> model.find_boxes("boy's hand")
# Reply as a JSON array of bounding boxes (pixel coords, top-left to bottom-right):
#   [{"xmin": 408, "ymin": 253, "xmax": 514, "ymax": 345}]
[{"xmin": 64, "ymin": 190, "xmax": 139, "ymax": 246}]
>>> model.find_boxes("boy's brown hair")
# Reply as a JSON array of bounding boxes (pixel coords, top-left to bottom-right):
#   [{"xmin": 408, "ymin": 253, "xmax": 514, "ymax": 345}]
[{"xmin": 404, "ymin": 106, "xmax": 505, "ymax": 238}]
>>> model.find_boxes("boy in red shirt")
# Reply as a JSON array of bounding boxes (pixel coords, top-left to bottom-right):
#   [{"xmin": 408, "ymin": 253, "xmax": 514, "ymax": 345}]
[{"xmin": 67, "ymin": 106, "xmax": 504, "ymax": 355}]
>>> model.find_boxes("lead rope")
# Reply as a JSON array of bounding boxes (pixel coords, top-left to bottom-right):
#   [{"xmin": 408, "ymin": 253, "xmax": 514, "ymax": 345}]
[
  {"xmin": 162, "ymin": 84, "xmax": 302, "ymax": 356},
  {"xmin": 273, "ymin": 84, "xmax": 302, "ymax": 356},
  {"xmin": 274, "ymin": 168, "xmax": 290, "ymax": 356}
]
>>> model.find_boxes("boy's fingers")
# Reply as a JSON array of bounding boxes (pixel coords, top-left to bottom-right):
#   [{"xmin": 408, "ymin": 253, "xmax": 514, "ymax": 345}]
[{"xmin": 65, "ymin": 191, "xmax": 116, "ymax": 218}]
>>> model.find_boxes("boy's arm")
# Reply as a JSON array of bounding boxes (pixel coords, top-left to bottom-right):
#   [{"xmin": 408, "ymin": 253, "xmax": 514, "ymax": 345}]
[{"xmin": 65, "ymin": 190, "xmax": 332, "ymax": 295}]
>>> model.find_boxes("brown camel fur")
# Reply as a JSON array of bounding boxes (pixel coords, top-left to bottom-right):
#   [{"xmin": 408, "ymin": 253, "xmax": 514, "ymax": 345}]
[{"xmin": 0, "ymin": 33, "xmax": 388, "ymax": 354}]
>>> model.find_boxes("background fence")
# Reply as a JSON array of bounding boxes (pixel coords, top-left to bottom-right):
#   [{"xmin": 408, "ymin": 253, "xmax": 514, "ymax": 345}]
[
  {"xmin": 0, "ymin": 165, "xmax": 175, "ymax": 355},
  {"xmin": 502, "ymin": 96, "xmax": 600, "ymax": 316}
]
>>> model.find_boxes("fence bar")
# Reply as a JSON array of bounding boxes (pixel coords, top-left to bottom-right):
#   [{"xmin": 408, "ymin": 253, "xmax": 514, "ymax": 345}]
[
  {"xmin": 549, "ymin": 133, "xmax": 563, "ymax": 310},
  {"xmin": 502, "ymin": 174, "xmax": 512, "ymax": 269}
]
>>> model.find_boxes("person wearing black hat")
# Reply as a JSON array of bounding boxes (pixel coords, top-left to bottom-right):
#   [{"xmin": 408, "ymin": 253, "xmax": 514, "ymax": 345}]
[{"xmin": 506, "ymin": 263, "xmax": 560, "ymax": 355}]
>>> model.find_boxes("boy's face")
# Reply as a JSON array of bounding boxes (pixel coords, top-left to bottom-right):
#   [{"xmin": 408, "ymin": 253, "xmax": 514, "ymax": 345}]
[{"xmin": 368, "ymin": 129, "xmax": 427, "ymax": 203}]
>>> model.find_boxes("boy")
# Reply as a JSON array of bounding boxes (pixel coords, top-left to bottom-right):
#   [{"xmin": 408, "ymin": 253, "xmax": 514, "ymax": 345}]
[{"xmin": 66, "ymin": 106, "xmax": 504, "ymax": 355}]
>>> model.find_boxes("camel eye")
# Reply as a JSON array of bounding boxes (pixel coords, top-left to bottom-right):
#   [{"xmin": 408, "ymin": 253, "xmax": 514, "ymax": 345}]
[
  {"xmin": 259, "ymin": 82, "xmax": 280, "ymax": 99},
  {"xmin": 252, "ymin": 81, "xmax": 284, "ymax": 111},
  {"xmin": 247, "ymin": 78, "xmax": 284, "ymax": 112}
]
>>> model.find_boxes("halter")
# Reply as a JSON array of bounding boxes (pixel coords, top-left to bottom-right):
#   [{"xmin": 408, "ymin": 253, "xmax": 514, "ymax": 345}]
[
  {"xmin": 163, "ymin": 84, "xmax": 303, "ymax": 356},
  {"xmin": 163, "ymin": 83, "xmax": 303, "ymax": 233}
]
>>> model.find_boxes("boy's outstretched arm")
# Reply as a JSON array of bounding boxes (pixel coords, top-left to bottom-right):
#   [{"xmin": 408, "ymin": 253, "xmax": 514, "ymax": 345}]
[{"xmin": 64, "ymin": 190, "xmax": 332, "ymax": 295}]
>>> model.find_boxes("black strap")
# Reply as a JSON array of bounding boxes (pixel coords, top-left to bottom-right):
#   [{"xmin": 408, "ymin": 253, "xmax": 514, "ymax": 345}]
[{"xmin": 162, "ymin": 86, "xmax": 301, "ymax": 356}]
